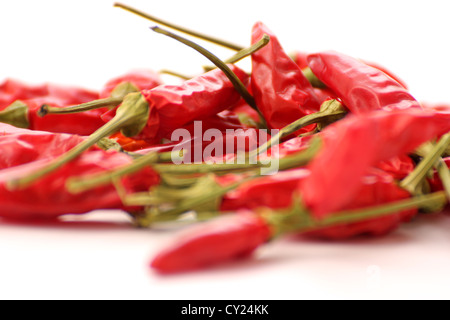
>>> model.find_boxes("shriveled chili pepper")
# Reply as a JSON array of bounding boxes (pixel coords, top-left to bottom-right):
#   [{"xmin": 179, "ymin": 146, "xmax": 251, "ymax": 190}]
[
  {"xmin": 250, "ymin": 22, "xmax": 320, "ymax": 131},
  {"xmin": 0, "ymin": 123, "xmax": 159, "ymax": 219},
  {"xmin": 306, "ymin": 51, "xmax": 421, "ymax": 113},
  {"xmin": 0, "ymin": 98, "xmax": 106, "ymax": 135},
  {"xmin": 300, "ymin": 109, "xmax": 450, "ymax": 218}
]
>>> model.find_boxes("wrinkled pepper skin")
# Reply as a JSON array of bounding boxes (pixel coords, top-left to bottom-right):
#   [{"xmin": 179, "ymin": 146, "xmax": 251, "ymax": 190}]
[
  {"xmin": 303, "ymin": 169, "xmax": 417, "ymax": 239},
  {"xmin": 307, "ymin": 51, "xmax": 421, "ymax": 113},
  {"xmin": 250, "ymin": 22, "xmax": 320, "ymax": 131},
  {"xmin": 300, "ymin": 109, "xmax": 450, "ymax": 218},
  {"xmin": 136, "ymin": 65, "xmax": 249, "ymax": 141},
  {"xmin": 0, "ymin": 124, "xmax": 159, "ymax": 219},
  {"xmin": 150, "ymin": 211, "xmax": 271, "ymax": 273}
]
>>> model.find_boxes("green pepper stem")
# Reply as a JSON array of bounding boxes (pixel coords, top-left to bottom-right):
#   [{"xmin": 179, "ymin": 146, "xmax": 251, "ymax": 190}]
[
  {"xmin": 265, "ymin": 191, "xmax": 447, "ymax": 237},
  {"xmin": 38, "ymin": 97, "xmax": 123, "ymax": 116},
  {"xmin": 400, "ymin": 133, "xmax": 450, "ymax": 195},
  {"xmin": 302, "ymin": 67, "xmax": 326, "ymax": 88},
  {"xmin": 150, "ymin": 26, "xmax": 259, "ymax": 114},
  {"xmin": 66, "ymin": 152, "xmax": 158, "ymax": 194},
  {"xmin": 114, "ymin": 2, "xmax": 244, "ymax": 51},
  {"xmin": 436, "ymin": 157, "xmax": 450, "ymax": 201},
  {"xmin": 6, "ymin": 92, "xmax": 149, "ymax": 190},
  {"xmin": 203, "ymin": 35, "xmax": 270, "ymax": 72},
  {"xmin": 317, "ymin": 191, "xmax": 446, "ymax": 228},
  {"xmin": 38, "ymin": 82, "xmax": 140, "ymax": 116},
  {"xmin": 0, "ymin": 101, "xmax": 30, "ymax": 128},
  {"xmin": 159, "ymin": 69, "xmax": 192, "ymax": 80},
  {"xmin": 250, "ymin": 99, "xmax": 346, "ymax": 158}
]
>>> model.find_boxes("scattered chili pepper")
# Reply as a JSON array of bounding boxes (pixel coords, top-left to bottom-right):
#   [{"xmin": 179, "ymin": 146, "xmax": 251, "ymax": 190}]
[
  {"xmin": 300, "ymin": 109, "xmax": 450, "ymax": 218},
  {"xmin": 0, "ymin": 98, "xmax": 106, "ymax": 135},
  {"xmin": 307, "ymin": 51, "xmax": 421, "ymax": 113},
  {"xmin": 250, "ymin": 22, "xmax": 320, "ymax": 131},
  {"xmin": 0, "ymin": 123, "xmax": 159, "ymax": 219},
  {"xmin": 150, "ymin": 211, "xmax": 272, "ymax": 273}
]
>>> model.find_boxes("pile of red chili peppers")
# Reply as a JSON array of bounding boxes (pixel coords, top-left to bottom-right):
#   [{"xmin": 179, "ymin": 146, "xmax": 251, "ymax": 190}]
[{"xmin": 1, "ymin": 3, "xmax": 450, "ymax": 274}]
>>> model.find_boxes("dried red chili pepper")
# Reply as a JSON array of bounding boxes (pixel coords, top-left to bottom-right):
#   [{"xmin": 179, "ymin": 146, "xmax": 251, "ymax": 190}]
[
  {"xmin": 150, "ymin": 211, "xmax": 272, "ymax": 273},
  {"xmin": 250, "ymin": 22, "xmax": 320, "ymax": 131},
  {"xmin": 0, "ymin": 123, "xmax": 159, "ymax": 219},
  {"xmin": 307, "ymin": 51, "xmax": 421, "ymax": 113},
  {"xmin": 300, "ymin": 109, "xmax": 450, "ymax": 218},
  {"xmin": 0, "ymin": 98, "xmax": 106, "ymax": 135}
]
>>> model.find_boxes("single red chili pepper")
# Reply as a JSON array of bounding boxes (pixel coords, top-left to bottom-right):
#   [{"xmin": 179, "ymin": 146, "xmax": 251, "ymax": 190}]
[
  {"xmin": 250, "ymin": 22, "xmax": 320, "ymax": 131},
  {"xmin": 306, "ymin": 51, "xmax": 421, "ymax": 113},
  {"xmin": 0, "ymin": 123, "xmax": 159, "ymax": 219},
  {"xmin": 150, "ymin": 211, "xmax": 272, "ymax": 273},
  {"xmin": 135, "ymin": 64, "xmax": 249, "ymax": 141},
  {"xmin": 0, "ymin": 98, "xmax": 106, "ymax": 135},
  {"xmin": 99, "ymin": 69, "xmax": 162, "ymax": 99},
  {"xmin": 300, "ymin": 109, "xmax": 450, "ymax": 218}
]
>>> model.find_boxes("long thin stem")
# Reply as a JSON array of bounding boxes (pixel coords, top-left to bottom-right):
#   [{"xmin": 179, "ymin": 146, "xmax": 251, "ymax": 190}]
[
  {"xmin": 114, "ymin": 2, "xmax": 244, "ymax": 51},
  {"xmin": 151, "ymin": 26, "xmax": 258, "ymax": 113},
  {"xmin": 203, "ymin": 35, "xmax": 270, "ymax": 72}
]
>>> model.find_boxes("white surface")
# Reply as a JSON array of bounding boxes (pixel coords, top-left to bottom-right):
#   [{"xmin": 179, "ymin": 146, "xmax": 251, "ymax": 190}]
[{"xmin": 1, "ymin": 0, "xmax": 450, "ymax": 300}]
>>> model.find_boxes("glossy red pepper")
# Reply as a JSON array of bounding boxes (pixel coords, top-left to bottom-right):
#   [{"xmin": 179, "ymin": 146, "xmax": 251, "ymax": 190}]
[
  {"xmin": 250, "ymin": 22, "xmax": 320, "ymax": 131},
  {"xmin": 307, "ymin": 51, "xmax": 421, "ymax": 113},
  {"xmin": 150, "ymin": 211, "xmax": 271, "ymax": 273}
]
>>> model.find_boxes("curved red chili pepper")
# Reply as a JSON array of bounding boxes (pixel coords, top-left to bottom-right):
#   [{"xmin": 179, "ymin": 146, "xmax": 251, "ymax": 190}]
[
  {"xmin": 300, "ymin": 109, "xmax": 450, "ymax": 218},
  {"xmin": 307, "ymin": 51, "xmax": 421, "ymax": 113},
  {"xmin": 135, "ymin": 65, "xmax": 249, "ymax": 141},
  {"xmin": 150, "ymin": 211, "xmax": 271, "ymax": 273},
  {"xmin": 99, "ymin": 69, "xmax": 162, "ymax": 99},
  {"xmin": 250, "ymin": 22, "xmax": 320, "ymax": 131}
]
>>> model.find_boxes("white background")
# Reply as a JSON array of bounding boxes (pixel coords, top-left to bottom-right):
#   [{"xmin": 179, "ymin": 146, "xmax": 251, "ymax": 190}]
[{"xmin": 0, "ymin": 0, "xmax": 450, "ymax": 300}]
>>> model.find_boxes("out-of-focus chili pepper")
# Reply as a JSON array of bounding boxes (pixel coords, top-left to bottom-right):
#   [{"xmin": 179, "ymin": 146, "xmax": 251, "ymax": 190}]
[
  {"xmin": 375, "ymin": 155, "xmax": 416, "ymax": 180},
  {"xmin": 99, "ymin": 69, "xmax": 162, "ymax": 99},
  {"xmin": 302, "ymin": 168, "xmax": 417, "ymax": 239},
  {"xmin": 429, "ymin": 157, "xmax": 450, "ymax": 193},
  {"xmin": 251, "ymin": 22, "xmax": 320, "ymax": 131},
  {"xmin": 0, "ymin": 79, "xmax": 99, "ymax": 110},
  {"xmin": 0, "ymin": 98, "xmax": 106, "ymax": 135},
  {"xmin": 307, "ymin": 51, "xmax": 421, "ymax": 113},
  {"xmin": 300, "ymin": 109, "xmax": 450, "ymax": 218},
  {"xmin": 0, "ymin": 123, "xmax": 159, "ymax": 219},
  {"xmin": 150, "ymin": 211, "xmax": 272, "ymax": 273},
  {"xmin": 0, "ymin": 123, "xmax": 86, "ymax": 169}
]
